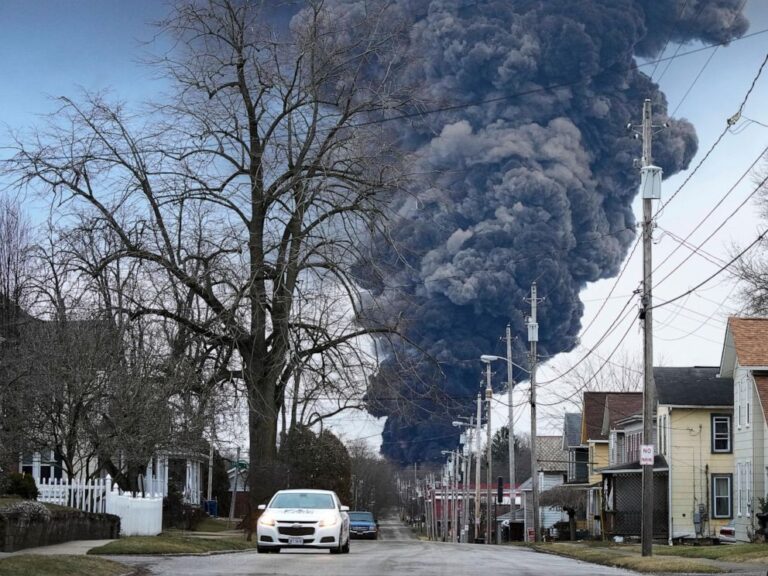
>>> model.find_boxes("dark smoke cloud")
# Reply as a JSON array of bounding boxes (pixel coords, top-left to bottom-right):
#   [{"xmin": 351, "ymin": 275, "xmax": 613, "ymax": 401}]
[{"xmin": 307, "ymin": 0, "xmax": 749, "ymax": 464}]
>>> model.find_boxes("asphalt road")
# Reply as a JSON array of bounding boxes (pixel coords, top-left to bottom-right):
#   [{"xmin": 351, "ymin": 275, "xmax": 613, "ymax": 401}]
[{"xmin": 111, "ymin": 519, "xmax": 636, "ymax": 576}]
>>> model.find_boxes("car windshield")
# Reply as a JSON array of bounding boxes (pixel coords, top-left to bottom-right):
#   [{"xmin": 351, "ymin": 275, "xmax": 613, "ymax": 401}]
[
  {"xmin": 349, "ymin": 512, "xmax": 374, "ymax": 522},
  {"xmin": 270, "ymin": 492, "xmax": 336, "ymax": 509}
]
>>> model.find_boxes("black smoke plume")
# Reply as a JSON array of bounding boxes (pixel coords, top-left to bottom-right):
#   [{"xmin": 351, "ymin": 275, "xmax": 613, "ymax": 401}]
[{"xmin": 309, "ymin": 0, "xmax": 749, "ymax": 463}]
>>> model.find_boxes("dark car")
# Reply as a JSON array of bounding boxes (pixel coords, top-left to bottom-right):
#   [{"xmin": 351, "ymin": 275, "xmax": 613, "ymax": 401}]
[{"xmin": 348, "ymin": 511, "xmax": 378, "ymax": 539}]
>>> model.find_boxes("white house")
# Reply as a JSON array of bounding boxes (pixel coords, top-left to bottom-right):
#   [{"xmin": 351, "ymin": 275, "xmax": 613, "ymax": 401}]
[{"xmin": 719, "ymin": 316, "xmax": 768, "ymax": 542}]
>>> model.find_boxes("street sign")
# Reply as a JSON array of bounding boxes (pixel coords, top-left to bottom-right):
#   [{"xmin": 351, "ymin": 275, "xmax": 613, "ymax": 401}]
[
  {"xmin": 640, "ymin": 444, "xmax": 654, "ymax": 465},
  {"xmin": 527, "ymin": 527, "xmax": 535, "ymax": 542}
]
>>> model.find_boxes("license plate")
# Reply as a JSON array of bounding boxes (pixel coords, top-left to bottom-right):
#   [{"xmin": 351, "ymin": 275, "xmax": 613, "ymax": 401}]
[{"xmin": 288, "ymin": 537, "xmax": 303, "ymax": 545}]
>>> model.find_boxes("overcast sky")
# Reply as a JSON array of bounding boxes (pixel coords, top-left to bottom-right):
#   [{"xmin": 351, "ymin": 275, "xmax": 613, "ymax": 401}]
[{"xmin": 2, "ymin": 0, "xmax": 768, "ymax": 452}]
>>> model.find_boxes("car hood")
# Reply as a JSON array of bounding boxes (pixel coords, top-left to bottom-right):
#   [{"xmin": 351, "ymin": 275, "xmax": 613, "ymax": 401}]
[{"xmin": 267, "ymin": 508, "xmax": 335, "ymax": 521}]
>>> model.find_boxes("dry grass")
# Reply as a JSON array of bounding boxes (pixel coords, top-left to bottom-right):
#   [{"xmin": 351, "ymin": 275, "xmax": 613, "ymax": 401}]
[
  {"xmin": 533, "ymin": 543, "xmax": 722, "ymax": 573},
  {"xmin": 0, "ymin": 554, "xmax": 129, "ymax": 576},
  {"xmin": 655, "ymin": 542, "xmax": 768, "ymax": 563},
  {"xmin": 88, "ymin": 535, "xmax": 258, "ymax": 555}
]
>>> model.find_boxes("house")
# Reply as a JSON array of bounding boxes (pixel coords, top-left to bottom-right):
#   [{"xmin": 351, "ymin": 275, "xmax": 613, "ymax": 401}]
[
  {"xmin": 600, "ymin": 392, "xmax": 668, "ymax": 540},
  {"xmin": 522, "ymin": 436, "xmax": 568, "ymax": 541},
  {"xmin": 719, "ymin": 317, "xmax": 768, "ymax": 542},
  {"xmin": 581, "ymin": 391, "xmax": 643, "ymax": 536},
  {"xmin": 655, "ymin": 366, "xmax": 733, "ymax": 541},
  {"xmin": 563, "ymin": 412, "xmax": 588, "ymax": 484}
]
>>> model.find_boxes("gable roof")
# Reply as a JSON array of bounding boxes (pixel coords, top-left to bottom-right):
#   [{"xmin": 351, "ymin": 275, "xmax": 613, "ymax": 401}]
[
  {"xmin": 754, "ymin": 375, "xmax": 768, "ymax": 424},
  {"xmin": 654, "ymin": 366, "xmax": 733, "ymax": 406},
  {"xmin": 581, "ymin": 392, "xmax": 608, "ymax": 443},
  {"xmin": 721, "ymin": 317, "xmax": 768, "ymax": 376},
  {"xmin": 563, "ymin": 412, "xmax": 582, "ymax": 449},
  {"xmin": 537, "ymin": 436, "xmax": 567, "ymax": 472},
  {"xmin": 601, "ymin": 393, "xmax": 643, "ymax": 436}
]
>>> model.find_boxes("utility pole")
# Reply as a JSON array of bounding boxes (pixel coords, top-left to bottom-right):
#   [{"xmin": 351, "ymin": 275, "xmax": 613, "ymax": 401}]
[
  {"xmin": 206, "ymin": 413, "xmax": 215, "ymax": 503},
  {"xmin": 462, "ymin": 416, "xmax": 473, "ymax": 542},
  {"xmin": 506, "ymin": 324, "xmax": 516, "ymax": 506},
  {"xmin": 526, "ymin": 283, "xmax": 541, "ymax": 542},
  {"xmin": 639, "ymin": 97, "xmax": 661, "ymax": 557},
  {"xmin": 485, "ymin": 363, "xmax": 493, "ymax": 544},
  {"xmin": 474, "ymin": 392, "xmax": 482, "ymax": 542},
  {"xmin": 228, "ymin": 446, "xmax": 240, "ymax": 527}
]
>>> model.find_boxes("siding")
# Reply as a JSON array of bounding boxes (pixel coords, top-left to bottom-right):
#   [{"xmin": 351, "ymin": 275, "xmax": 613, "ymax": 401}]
[
  {"xmin": 733, "ymin": 365, "xmax": 756, "ymax": 542},
  {"xmin": 666, "ymin": 407, "xmax": 733, "ymax": 539},
  {"xmin": 590, "ymin": 442, "xmax": 609, "ymax": 484}
]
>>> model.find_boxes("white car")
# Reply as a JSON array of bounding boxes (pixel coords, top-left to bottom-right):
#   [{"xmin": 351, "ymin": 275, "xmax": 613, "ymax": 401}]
[{"xmin": 256, "ymin": 489, "xmax": 351, "ymax": 554}]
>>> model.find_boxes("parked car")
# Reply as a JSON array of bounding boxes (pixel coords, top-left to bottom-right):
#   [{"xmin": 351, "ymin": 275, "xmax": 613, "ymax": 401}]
[
  {"xmin": 349, "ymin": 511, "xmax": 378, "ymax": 539},
  {"xmin": 256, "ymin": 489, "xmax": 350, "ymax": 554},
  {"xmin": 718, "ymin": 520, "xmax": 736, "ymax": 543}
]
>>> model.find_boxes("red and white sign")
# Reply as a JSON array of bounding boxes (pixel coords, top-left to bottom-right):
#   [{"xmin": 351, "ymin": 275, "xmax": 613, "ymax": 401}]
[{"xmin": 640, "ymin": 444, "xmax": 654, "ymax": 465}]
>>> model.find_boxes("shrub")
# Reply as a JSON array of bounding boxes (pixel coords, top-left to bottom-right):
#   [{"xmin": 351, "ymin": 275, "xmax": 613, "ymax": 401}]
[
  {"xmin": 163, "ymin": 484, "xmax": 207, "ymax": 530},
  {"xmin": 0, "ymin": 473, "xmax": 39, "ymax": 499}
]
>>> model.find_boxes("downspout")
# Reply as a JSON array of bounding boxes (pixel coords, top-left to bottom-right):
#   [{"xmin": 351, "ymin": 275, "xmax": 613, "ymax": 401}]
[{"xmin": 668, "ymin": 408, "xmax": 673, "ymax": 545}]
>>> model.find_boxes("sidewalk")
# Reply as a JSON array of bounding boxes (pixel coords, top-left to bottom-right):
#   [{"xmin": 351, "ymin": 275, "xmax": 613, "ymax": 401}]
[{"xmin": 0, "ymin": 539, "xmax": 116, "ymax": 558}]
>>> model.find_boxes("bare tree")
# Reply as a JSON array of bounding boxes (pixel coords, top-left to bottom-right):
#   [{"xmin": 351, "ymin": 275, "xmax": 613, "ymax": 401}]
[
  {"xmin": 0, "ymin": 197, "xmax": 33, "ymax": 473},
  {"xmin": 733, "ymin": 156, "xmax": 768, "ymax": 313},
  {"xmin": 7, "ymin": 0, "xmax": 412, "ymax": 503},
  {"xmin": 539, "ymin": 351, "xmax": 643, "ymax": 424}
]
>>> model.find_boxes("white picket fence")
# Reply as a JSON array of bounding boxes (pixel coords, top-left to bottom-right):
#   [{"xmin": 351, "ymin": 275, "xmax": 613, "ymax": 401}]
[
  {"xmin": 37, "ymin": 477, "xmax": 108, "ymax": 513},
  {"xmin": 36, "ymin": 476, "xmax": 163, "ymax": 536}
]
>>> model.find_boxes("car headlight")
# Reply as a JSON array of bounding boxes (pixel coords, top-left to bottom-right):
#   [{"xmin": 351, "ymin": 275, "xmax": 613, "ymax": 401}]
[
  {"xmin": 258, "ymin": 514, "xmax": 276, "ymax": 527},
  {"xmin": 318, "ymin": 514, "xmax": 339, "ymax": 527}
]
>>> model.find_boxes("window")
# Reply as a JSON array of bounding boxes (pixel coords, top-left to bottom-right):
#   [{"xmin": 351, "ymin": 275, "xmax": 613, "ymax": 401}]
[
  {"xmin": 736, "ymin": 463, "xmax": 742, "ymax": 516},
  {"xmin": 746, "ymin": 379, "xmax": 752, "ymax": 427},
  {"xmin": 747, "ymin": 461, "xmax": 753, "ymax": 513},
  {"xmin": 712, "ymin": 415, "xmax": 731, "ymax": 453},
  {"xmin": 736, "ymin": 379, "xmax": 742, "ymax": 428},
  {"xmin": 712, "ymin": 474, "xmax": 732, "ymax": 519}
]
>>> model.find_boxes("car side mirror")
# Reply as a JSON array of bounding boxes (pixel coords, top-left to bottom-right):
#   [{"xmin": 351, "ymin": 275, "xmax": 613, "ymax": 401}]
[
  {"xmin": 340, "ymin": 505, "xmax": 350, "ymax": 512},
  {"xmin": 257, "ymin": 504, "xmax": 266, "ymax": 511}
]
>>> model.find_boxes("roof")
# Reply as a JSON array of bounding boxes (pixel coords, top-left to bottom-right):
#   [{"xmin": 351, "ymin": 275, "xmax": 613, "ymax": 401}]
[
  {"xmin": 654, "ymin": 366, "xmax": 733, "ymax": 406},
  {"xmin": 563, "ymin": 413, "xmax": 582, "ymax": 449},
  {"xmin": 537, "ymin": 436, "xmax": 567, "ymax": 472},
  {"xmin": 581, "ymin": 392, "xmax": 608, "ymax": 443},
  {"xmin": 754, "ymin": 375, "xmax": 768, "ymax": 423},
  {"xmin": 600, "ymin": 455, "xmax": 668, "ymax": 474},
  {"xmin": 725, "ymin": 317, "xmax": 768, "ymax": 367},
  {"xmin": 600, "ymin": 393, "xmax": 643, "ymax": 436}
]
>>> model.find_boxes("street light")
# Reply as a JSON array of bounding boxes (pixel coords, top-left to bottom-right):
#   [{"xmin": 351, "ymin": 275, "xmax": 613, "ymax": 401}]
[
  {"xmin": 481, "ymin": 341, "xmax": 532, "ymax": 541},
  {"xmin": 452, "ymin": 420, "xmax": 474, "ymax": 542}
]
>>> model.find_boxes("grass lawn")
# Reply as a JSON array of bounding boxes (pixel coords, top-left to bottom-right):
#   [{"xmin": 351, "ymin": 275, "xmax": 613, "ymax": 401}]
[
  {"xmin": 192, "ymin": 517, "xmax": 233, "ymax": 533},
  {"xmin": 531, "ymin": 543, "xmax": 721, "ymax": 573},
  {"xmin": 88, "ymin": 535, "xmax": 258, "ymax": 555},
  {"xmin": 0, "ymin": 554, "xmax": 129, "ymax": 576},
  {"xmin": 654, "ymin": 542, "xmax": 768, "ymax": 563}
]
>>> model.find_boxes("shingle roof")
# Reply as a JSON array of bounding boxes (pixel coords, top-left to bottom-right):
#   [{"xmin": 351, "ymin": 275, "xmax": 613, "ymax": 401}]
[
  {"xmin": 582, "ymin": 392, "xmax": 642, "ymax": 441},
  {"xmin": 754, "ymin": 375, "xmax": 768, "ymax": 422},
  {"xmin": 582, "ymin": 392, "xmax": 608, "ymax": 443},
  {"xmin": 603, "ymin": 394, "xmax": 643, "ymax": 435},
  {"xmin": 727, "ymin": 317, "xmax": 768, "ymax": 367},
  {"xmin": 654, "ymin": 366, "xmax": 733, "ymax": 406},
  {"xmin": 563, "ymin": 413, "xmax": 582, "ymax": 449},
  {"xmin": 601, "ymin": 454, "xmax": 668, "ymax": 474},
  {"xmin": 537, "ymin": 436, "xmax": 567, "ymax": 472}
]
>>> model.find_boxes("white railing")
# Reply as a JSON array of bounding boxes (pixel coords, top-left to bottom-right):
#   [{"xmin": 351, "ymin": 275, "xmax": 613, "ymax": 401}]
[{"xmin": 37, "ymin": 476, "xmax": 163, "ymax": 536}]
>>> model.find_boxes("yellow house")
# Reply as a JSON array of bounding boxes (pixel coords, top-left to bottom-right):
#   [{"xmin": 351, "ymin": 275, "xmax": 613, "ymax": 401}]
[{"xmin": 656, "ymin": 367, "xmax": 734, "ymax": 541}]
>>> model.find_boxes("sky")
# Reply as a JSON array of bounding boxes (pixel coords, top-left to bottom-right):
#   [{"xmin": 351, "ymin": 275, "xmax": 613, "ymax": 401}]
[{"xmin": 1, "ymin": 0, "xmax": 768, "ymax": 455}]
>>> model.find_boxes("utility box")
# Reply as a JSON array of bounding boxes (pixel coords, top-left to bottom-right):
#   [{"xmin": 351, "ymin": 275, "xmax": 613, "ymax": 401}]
[{"xmin": 640, "ymin": 165, "xmax": 662, "ymax": 199}]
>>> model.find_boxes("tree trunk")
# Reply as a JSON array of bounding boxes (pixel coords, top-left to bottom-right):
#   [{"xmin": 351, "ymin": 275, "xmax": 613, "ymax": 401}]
[
  {"xmin": 247, "ymin": 360, "xmax": 278, "ymax": 507},
  {"xmin": 568, "ymin": 510, "xmax": 576, "ymax": 541}
]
